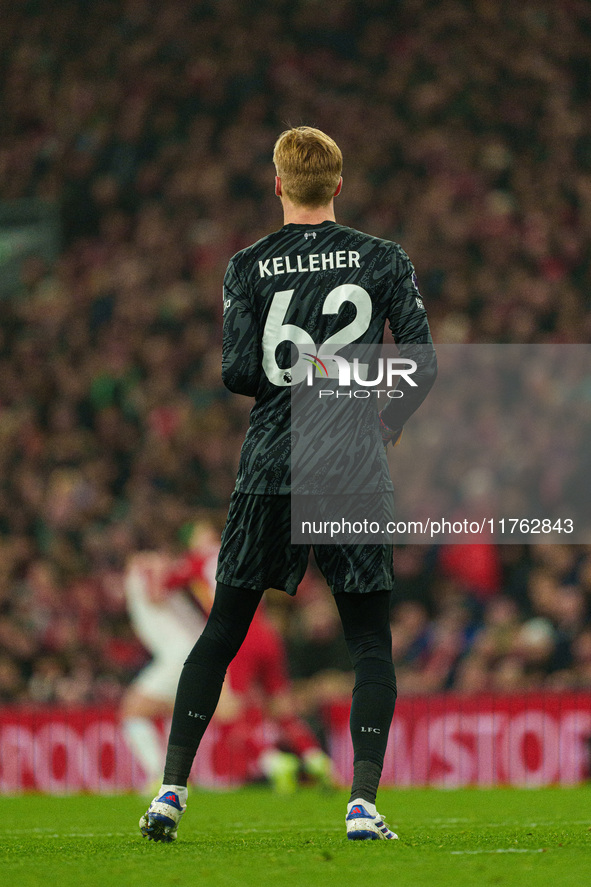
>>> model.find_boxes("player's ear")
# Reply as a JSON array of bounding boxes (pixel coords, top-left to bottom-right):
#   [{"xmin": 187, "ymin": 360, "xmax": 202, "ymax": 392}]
[
  {"xmin": 275, "ymin": 176, "xmax": 282, "ymax": 197},
  {"xmin": 334, "ymin": 177, "xmax": 342, "ymax": 197}
]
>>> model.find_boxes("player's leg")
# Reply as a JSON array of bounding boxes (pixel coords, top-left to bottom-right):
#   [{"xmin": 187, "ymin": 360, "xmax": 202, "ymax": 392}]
[
  {"xmin": 140, "ymin": 492, "xmax": 305, "ymax": 841},
  {"xmin": 316, "ymin": 537, "xmax": 398, "ymax": 839},
  {"xmin": 140, "ymin": 582, "xmax": 262, "ymax": 841},
  {"xmin": 333, "ymin": 588, "xmax": 398, "ymax": 840},
  {"xmin": 333, "ymin": 590, "xmax": 397, "ymax": 801},
  {"xmin": 315, "ymin": 541, "xmax": 397, "ymax": 804},
  {"xmin": 163, "ymin": 582, "xmax": 263, "ymax": 783}
]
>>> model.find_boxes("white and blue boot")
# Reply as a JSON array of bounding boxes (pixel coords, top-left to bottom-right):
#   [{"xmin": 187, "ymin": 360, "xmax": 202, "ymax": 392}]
[
  {"xmin": 140, "ymin": 786, "xmax": 187, "ymax": 842},
  {"xmin": 346, "ymin": 798, "xmax": 398, "ymax": 840}
]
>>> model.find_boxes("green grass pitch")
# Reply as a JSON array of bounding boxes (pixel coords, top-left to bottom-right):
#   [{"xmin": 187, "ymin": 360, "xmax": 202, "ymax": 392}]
[{"xmin": 1, "ymin": 787, "xmax": 590, "ymax": 887}]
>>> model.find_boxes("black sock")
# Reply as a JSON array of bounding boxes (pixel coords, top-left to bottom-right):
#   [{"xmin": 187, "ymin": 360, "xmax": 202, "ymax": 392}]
[
  {"xmin": 348, "ymin": 657, "xmax": 397, "ymax": 804},
  {"xmin": 163, "ymin": 745, "xmax": 198, "ymax": 788},
  {"xmin": 350, "ymin": 761, "xmax": 382, "ymax": 806}
]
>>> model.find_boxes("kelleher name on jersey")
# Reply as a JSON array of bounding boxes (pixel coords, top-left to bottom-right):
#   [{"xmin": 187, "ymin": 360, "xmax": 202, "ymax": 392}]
[
  {"xmin": 223, "ymin": 221, "xmax": 437, "ymax": 496},
  {"xmin": 258, "ymin": 250, "xmax": 360, "ymax": 278}
]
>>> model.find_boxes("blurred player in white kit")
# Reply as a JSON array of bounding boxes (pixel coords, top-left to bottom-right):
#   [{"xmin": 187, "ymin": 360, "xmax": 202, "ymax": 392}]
[{"xmin": 120, "ymin": 526, "xmax": 217, "ymax": 789}]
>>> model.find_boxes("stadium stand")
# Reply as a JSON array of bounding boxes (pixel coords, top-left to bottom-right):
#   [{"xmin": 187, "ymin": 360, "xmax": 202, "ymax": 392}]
[{"xmin": 0, "ymin": 0, "xmax": 591, "ymax": 714}]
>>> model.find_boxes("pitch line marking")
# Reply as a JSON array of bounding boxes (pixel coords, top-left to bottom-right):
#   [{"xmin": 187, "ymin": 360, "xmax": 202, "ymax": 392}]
[
  {"xmin": 450, "ymin": 849, "xmax": 545, "ymax": 855},
  {"xmin": 1, "ymin": 829, "xmax": 130, "ymax": 837}
]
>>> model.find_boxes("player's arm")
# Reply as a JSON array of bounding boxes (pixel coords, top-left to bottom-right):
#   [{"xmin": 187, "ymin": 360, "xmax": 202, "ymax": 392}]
[
  {"xmin": 221, "ymin": 259, "xmax": 261, "ymax": 397},
  {"xmin": 126, "ymin": 552, "xmax": 174, "ymax": 603},
  {"xmin": 380, "ymin": 245, "xmax": 438, "ymax": 438}
]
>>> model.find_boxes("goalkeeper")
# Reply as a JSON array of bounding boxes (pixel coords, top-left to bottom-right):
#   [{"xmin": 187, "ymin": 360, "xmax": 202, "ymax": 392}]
[{"xmin": 140, "ymin": 126, "xmax": 437, "ymax": 842}]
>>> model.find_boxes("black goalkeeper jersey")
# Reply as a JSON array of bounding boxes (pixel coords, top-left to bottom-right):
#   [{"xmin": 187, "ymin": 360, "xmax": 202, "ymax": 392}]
[{"xmin": 222, "ymin": 219, "xmax": 437, "ymax": 495}]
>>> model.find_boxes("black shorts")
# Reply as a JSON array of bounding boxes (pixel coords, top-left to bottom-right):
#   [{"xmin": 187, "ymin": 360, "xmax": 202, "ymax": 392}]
[{"xmin": 215, "ymin": 491, "xmax": 394, "ymax": 596}]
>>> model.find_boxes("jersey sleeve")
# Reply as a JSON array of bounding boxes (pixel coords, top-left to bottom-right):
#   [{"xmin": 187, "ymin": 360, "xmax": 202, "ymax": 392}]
[
  {"xmin": 381, "ymin": 246, "xmax": 438, "ymax": 431},
  {"xmin": 221, "ymin": 259, "xmax": 261, "ymax": 397}
]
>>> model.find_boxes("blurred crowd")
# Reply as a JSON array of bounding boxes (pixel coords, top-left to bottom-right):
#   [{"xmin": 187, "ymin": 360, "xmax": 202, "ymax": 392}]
[
  {"xmin": 390, "ymin": 344, "xmax": 591, "ymax": 539},
  {"xmin": 1, "ymin": 0, "xmax": 591, "ymax": 710}
]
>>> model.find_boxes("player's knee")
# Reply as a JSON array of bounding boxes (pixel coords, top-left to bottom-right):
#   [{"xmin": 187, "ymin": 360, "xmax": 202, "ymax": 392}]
[
  {"xmin": 201, "ymin": 582, "xmax": 259, "ymax": 655},
  {"xmin": 184, "ymin": 634, "xmax": 236, "ymax": 674},
  {"xmin": 345, "ymin": 625, "xmax": 393, "ymax": 668},
  {"xmin": 202, "ymin": 617, "xmax": 245, "ymax": 657},
  {"xmin": 352, "ymin": 657, "xmax": 397, "ymax": 697}
]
